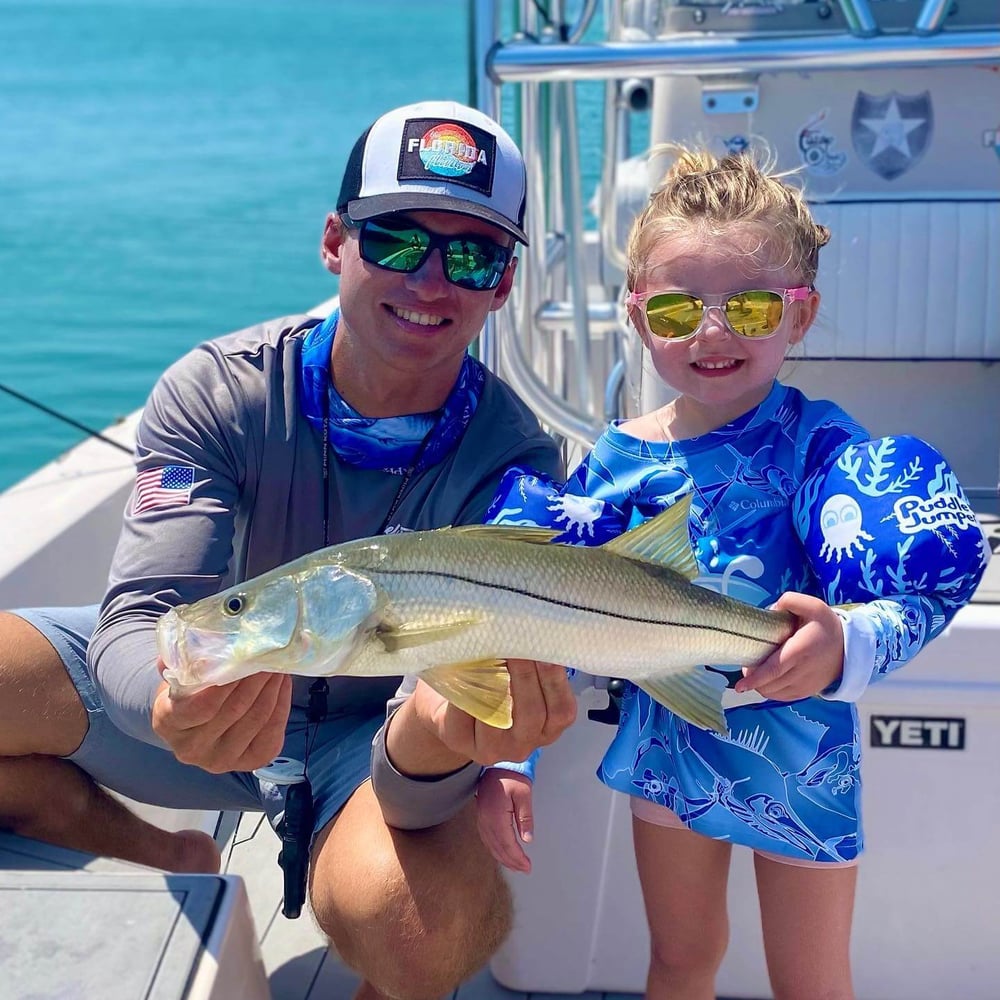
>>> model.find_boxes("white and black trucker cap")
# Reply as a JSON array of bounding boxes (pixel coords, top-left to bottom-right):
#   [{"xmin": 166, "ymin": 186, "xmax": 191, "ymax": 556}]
[{"xmin": 336, "ymin": 100, "xmax": 528, "ymax": 244}]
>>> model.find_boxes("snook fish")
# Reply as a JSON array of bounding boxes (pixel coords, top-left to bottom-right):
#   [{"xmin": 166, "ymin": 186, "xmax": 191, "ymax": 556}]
[{"xmin": 157, "ymin": 497, "xmax": 794, "ymax": 735}]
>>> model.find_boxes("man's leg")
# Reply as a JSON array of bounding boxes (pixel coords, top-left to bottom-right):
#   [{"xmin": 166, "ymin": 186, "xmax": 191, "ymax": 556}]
[
  {"xmin": 0, "ymin": 609, "xmax": 219, "ymax": 872},
  {"xmin": 309, "ymin": 780, "xmax": 511, "ymax": 1000}
]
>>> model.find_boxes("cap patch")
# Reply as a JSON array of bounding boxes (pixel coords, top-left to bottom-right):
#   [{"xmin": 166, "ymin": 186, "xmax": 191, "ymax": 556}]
[{"xmin": 398, "ymin": 118, "xmax": 496, "ymax": 196}]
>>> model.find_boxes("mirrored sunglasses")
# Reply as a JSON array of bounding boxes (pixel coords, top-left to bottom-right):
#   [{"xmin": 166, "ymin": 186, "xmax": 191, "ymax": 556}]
[
  {"xmin": 350, "ymin": 216, "xmax": 514, "ymax": 291},
  {"xmin": 626, "ymin": 287, "xmax": 812, "ymax": 341}
]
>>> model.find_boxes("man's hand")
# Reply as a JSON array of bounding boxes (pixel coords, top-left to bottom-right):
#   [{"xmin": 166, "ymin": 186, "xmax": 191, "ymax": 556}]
[
  {"xmin": 734, "ymin": 592, "xmax": 844, "ymax": 701},
  {"xmin": 385, "ymin": 659, "xmax": 577, "ymax": 777},
  {"xmin": 151, "ymin": 664, "xmax": 293, "ymax": 773}
]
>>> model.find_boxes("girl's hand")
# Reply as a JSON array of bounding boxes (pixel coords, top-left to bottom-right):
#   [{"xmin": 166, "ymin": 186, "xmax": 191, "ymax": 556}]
[
  {"xmin": 734, "ymin": 592, "xmax": 845, "ymax": 701},
  {"xmin": 476, "ymin": 768, "xmax": 535, "ymax": 873}
]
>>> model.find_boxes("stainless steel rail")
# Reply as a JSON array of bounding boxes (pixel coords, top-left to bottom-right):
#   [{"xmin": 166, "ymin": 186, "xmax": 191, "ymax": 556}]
[{"xmin": 488, "ymin": 32, "xmax": 1000, "ymax": 83}]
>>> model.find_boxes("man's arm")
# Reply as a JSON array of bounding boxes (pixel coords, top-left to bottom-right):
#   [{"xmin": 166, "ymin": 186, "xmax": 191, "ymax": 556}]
[
  {"xmin": 87, "ymin": 340, "xmax": 254, "ymax": 746},
  {"xmin": 372, "ymin": 661, "xmax": 576, "ymax": 830}
]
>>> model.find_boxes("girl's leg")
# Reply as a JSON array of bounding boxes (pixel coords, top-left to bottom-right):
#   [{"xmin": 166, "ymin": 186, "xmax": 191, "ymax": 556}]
[
  {"xmin": 632, "ymin": 813, "xmax": 733, "ymax": 1000},
  {"xmin": 754, "ymin": 853, "xmax": 857, "ymax": 1000}
]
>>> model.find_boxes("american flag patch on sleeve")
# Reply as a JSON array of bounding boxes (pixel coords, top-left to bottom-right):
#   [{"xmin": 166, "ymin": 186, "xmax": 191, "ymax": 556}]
[{"xmin": 133, "ymin": 465, "xmax": 196, "ymax": 515}]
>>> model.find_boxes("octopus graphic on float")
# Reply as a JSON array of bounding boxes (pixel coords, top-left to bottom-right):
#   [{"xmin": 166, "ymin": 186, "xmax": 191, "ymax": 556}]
[
  {"xmin": 817, "ymin": 493, "xmax": 874, "ymax": 562},
  {"xmin": 813, "ymin": 437, "xmax": 928, "ymax": 563}
]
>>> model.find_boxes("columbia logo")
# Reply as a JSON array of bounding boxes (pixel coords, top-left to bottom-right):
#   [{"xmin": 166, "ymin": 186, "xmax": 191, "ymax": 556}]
[{"xmin": 729, "ymin": 497, "xmax": 787, "ymax": 512}]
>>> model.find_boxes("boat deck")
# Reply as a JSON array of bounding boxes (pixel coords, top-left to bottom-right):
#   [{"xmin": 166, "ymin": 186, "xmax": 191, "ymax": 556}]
[{"xmin": 0, "ymin": 817, "xmax": 642, "ymax": 1000}]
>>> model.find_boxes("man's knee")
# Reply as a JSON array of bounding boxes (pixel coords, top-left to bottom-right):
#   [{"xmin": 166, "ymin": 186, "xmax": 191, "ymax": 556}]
[
  {"xmin": 310, "ymin": 790, "xmax": 512, "ymax": 998},
  {"xmin": 0, "ymin": 612, "xmax": 88, "ymax": 757},
  {"xmin": 398, "ymin": 880, "xmax": 510, "ymax": 999},
  {"xmin": 321, "ymin": 863, "xmax": 511, "ymax": 999}
]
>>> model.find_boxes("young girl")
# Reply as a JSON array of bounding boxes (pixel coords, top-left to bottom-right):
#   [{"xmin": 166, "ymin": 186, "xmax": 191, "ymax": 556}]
[{"xmin": 476, "ymin": 146, "xmax": 989, "ymax": 999}]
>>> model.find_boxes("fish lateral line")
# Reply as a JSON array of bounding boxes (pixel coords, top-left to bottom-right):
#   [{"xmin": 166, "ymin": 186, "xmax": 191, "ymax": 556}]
[{"xmin": 368, "ymin": 565, "xmax": 790, "ymax": 644}]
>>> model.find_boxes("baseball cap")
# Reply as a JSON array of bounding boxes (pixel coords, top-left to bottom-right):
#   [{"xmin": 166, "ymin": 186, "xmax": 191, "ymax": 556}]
[{"xmin": 337, "ymin": 100, "xmax": 528, "ymax": 245}]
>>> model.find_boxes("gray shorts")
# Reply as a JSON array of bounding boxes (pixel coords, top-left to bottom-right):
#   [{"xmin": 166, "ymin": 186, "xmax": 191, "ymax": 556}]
[{"xmin": 14, "ymin": 606, "xmax": 383, "ymax": 839}]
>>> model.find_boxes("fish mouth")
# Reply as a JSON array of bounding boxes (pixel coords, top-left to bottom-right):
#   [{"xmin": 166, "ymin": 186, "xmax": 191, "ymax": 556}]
[
  {"xmin": 156, "ymin": 608, "xmax": 184, "ymax": 675},
  {"xmin": 157, "ymin": 608, "xmax": 248, "ymax": 693},
  {"xmin": 158, "ymin": 608, "xmax": 214, "ymax": 692}
]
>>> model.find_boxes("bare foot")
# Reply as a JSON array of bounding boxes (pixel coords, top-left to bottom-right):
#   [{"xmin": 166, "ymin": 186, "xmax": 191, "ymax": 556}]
[{"xmin": 169, "ymin": 829, "xmax": 222, "ymax": 874}]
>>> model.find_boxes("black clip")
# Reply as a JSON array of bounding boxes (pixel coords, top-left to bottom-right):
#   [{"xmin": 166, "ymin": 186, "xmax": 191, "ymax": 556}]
[
  {"xmin": 275, "ymin": 678, "xmax": 329, "ymax": 919},
  {"xmin": 588, "ymin": 677, "xmax": 626, "ymax": 726},
  {"xmin": 307, "ymin": 677, "xmax": 330, "ymax": 724},
  {"xmin": 272, "ymin": 678, "xmax": 328, "ymax": 919},
  {"xmin": 278, "ymin": 778, "xmax": 315, "ymax": 919}
]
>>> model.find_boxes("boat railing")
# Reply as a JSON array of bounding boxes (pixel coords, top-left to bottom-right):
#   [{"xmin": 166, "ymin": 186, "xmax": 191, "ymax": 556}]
[{"xmin": 472, "ymin": 0, "xmax": 1000, "ymax": 459}]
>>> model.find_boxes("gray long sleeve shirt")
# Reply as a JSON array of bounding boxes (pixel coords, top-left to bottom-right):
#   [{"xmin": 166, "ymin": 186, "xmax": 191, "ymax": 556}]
[{"xmin": 87, "ymin": 314, "xmax": 562, "ymax": 746}]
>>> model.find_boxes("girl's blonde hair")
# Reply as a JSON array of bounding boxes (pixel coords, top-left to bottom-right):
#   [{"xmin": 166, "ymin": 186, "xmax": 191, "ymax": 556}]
[{"xmin": 625, "ymin": 143, "xmax": 830, "ymax": 290}]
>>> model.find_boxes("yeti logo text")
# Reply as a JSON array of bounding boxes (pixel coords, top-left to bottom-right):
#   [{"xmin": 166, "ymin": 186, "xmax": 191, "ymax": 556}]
[
  {"xmin": 870, "ymin": 715, "xmax": 965, "ymax": 750},
  {"xmin": 893, "ymin": 493, "xmax": 977, "ymax": 534}
]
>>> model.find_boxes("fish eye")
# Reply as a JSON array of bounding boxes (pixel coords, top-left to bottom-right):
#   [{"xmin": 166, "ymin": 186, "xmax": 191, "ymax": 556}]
[{"xmin": 222, "ymin": 594, "xmax": 246, "ymax": 617}]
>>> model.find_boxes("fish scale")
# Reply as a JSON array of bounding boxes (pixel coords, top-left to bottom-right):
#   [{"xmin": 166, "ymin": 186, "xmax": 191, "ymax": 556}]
[{"xmin": 346, "ymin": 532, "xmax": 787, "ymax": 681}]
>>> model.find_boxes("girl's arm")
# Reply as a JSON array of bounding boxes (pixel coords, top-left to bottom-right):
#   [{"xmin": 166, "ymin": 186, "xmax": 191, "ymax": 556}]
[
  {"xmin": 476, "ymin": 765, "xmax": 537, "ymax": 873},
  {"xmin": 792, "ymin": 435, "xmax": 989, "ymax": 701}
]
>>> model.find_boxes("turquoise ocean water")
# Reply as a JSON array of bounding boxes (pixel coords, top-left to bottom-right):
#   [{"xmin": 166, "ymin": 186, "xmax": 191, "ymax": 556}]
[{"xmin": 4, "ymin": 0, "xmax": 582, "ymax": 491}]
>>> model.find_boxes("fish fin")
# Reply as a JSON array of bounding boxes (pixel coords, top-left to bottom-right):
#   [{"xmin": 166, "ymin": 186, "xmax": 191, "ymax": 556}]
[
  {"xmin": 445, "ymin": 524, "xmax": 561, "ymax": 544},
  {"xmin": 422, "ymin": 659, "xmax": 513, "ymax": 730},
  {"xmin": 601, "ymin": 495, "xmax": 698, "ymax": 581},
  {"xmin": 636, "ymin": 665, "xmax": 730, "ymax": 736},
  {"xmin": 375, "ymin": 619, "xmax": 481, "ymax": 652}
]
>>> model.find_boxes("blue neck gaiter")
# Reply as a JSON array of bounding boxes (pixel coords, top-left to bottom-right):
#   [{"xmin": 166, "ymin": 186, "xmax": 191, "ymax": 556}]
[{"xmin": 298, "ymin": 309, "xmax": 485, "ymax": 474}]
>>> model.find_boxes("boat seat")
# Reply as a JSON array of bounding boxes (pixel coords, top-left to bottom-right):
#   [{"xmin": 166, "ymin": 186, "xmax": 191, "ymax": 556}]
[{"xmin": 811, "ymin": 200, "xmax": 1000, "ymax": 360}]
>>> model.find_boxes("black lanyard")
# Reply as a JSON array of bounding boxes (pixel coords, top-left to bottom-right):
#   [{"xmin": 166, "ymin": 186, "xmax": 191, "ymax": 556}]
[
  {"xmin": 320, "ymin": 412, "xmax": 438, "ymax": 546},
  {"xmin": 281, "ymin": 393, "xmax": 439, "ymax": 918}
]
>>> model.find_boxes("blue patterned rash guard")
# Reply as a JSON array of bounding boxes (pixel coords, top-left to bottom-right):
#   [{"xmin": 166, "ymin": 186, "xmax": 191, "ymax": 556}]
[{"xmin": 485, "ymin": 381, "xmax": 989, "ymax": 863}]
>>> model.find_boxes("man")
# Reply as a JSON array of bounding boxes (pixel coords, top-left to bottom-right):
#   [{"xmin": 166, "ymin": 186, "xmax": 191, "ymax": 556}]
[{"xmin": 0, "ymin": 101, "xmax": 576, "ymax": 1000}]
